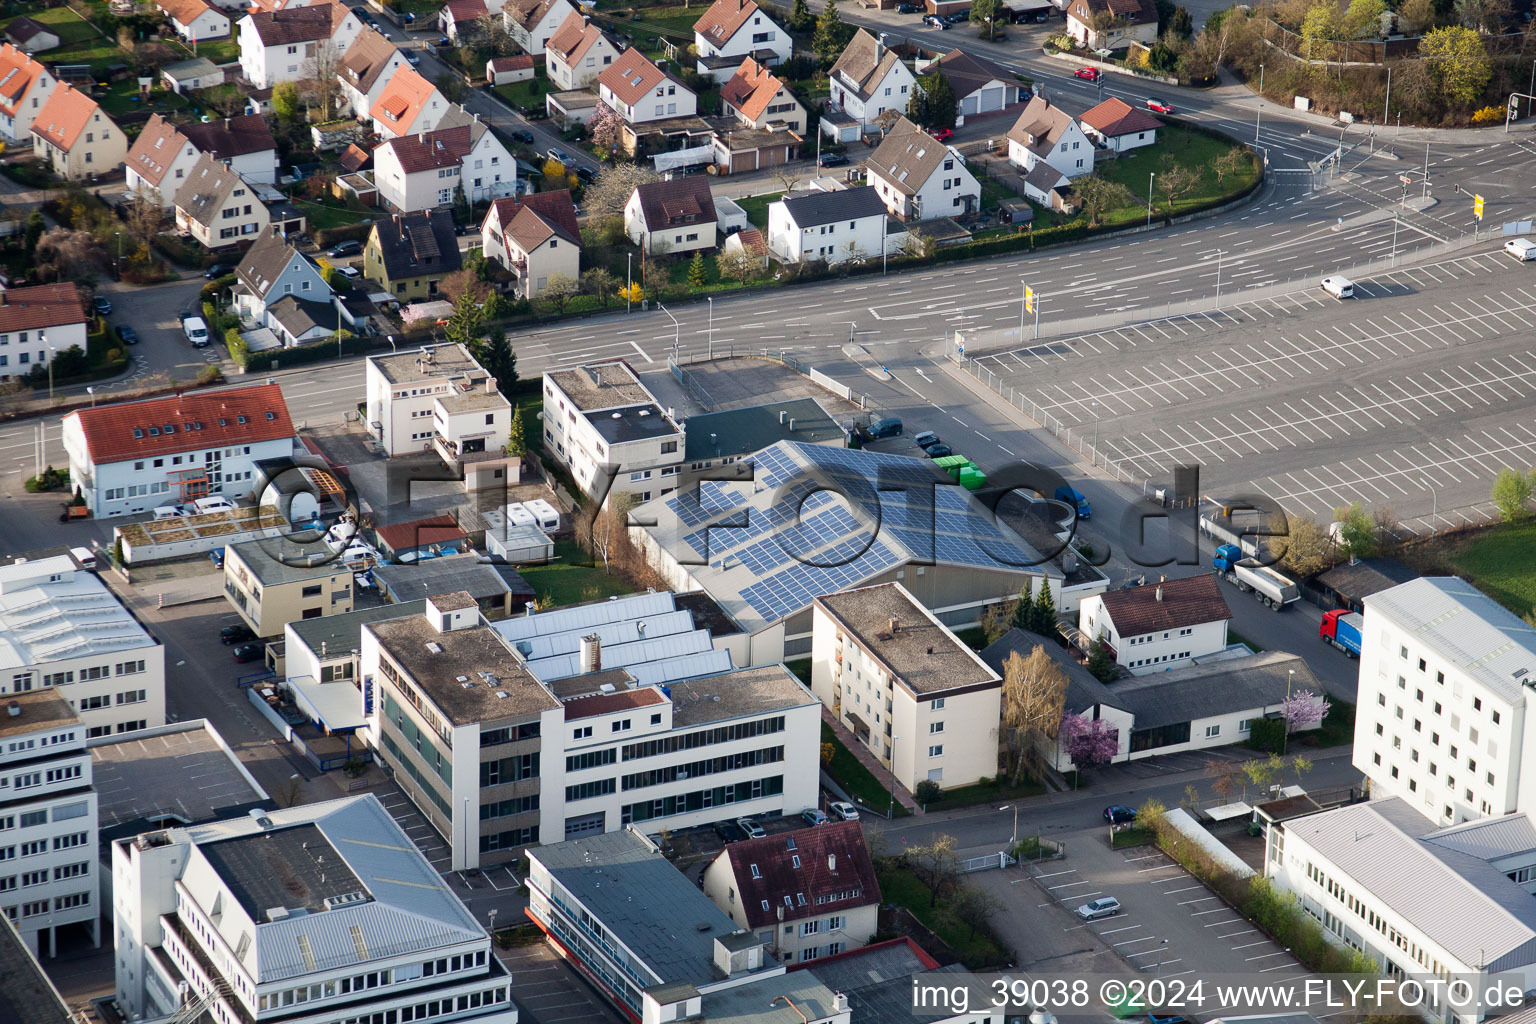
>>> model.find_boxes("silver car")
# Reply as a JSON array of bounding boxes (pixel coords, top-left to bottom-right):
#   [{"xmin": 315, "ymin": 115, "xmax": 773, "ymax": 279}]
[{"xmin": 1076, "ymin": 897, "xmax": 1121, "ymax": 920}]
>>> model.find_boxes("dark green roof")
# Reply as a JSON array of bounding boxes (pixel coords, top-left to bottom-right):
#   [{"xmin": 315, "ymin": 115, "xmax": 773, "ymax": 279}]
[{"xmin": 683, "ymin": 398, "xmax": 842, "ymax": 462}]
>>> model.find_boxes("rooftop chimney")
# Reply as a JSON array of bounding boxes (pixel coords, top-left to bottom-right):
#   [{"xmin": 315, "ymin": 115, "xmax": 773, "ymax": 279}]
[
  {"xmin": 1155, "ymin": 586, "xmax": 1163, "ymax": 602},
  {"xmin": 580, "ymin": 633, "xmax": 602, "ymax": 674},
  {"xmin": 827, "ymin": 852, "xmax": 836, "ymax": 871},
  {"xmin": 887, "ymin": 616, "xmax": 898, "ymax": 635},
  {"xmin": 779, "ymin": 409, "xmax": 787, "ymax": 424},
  {"xmin": 485, "ymin": 377, "xmax": 496, "ymax": 394}
]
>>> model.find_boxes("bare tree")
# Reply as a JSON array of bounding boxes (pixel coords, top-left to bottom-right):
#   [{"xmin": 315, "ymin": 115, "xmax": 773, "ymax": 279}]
[
  {"xmin": 584, "ymin": 163, "xmax": 663, "ymax": 218},
  {"xmin": 301, "ymin": 40, "xmax": 344, "ymax": 122},
  {"xmin": 1205, "ymin": 758, "xmax": 1244, "ymax": 803},
  {"xmin": 123, "ymin": 190, "xmax": 165, "ymax": 243},
  {"xmin": 999, "ymin": 646, "xmax": 1068, "ymax": 786},
  {"xmin": 907, "ymin": 833, "xmax": 960, "ymax": 907},
  {"xmin": 946, "ymin": 883, "xmax": 1004, "ymax": 940},
  {"xmin": 1156, "ymin": 163, "xmax": 1199, "ymax": 209},
  {"xmin": 771, "ymin": 166, "xmax": 804, "ymax": 194},
  {"xmin": 715, "ymin": 247, "xmax": 760, "ymax": 285}
]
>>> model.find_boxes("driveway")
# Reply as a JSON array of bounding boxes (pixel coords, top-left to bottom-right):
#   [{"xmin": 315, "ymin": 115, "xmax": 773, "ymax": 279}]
[{"xmin": 95, "ymin": 275, "xmax": 220, "ymax": 385}]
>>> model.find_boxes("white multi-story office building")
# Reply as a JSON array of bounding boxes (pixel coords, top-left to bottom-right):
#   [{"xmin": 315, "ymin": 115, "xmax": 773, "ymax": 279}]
[
  {"xmin": 0, "ymin": 688, "xmax": 100, "ymax": 957},
  {"xmin": 541, "ymin": 361, "xmax": 683, "ymax": 504},
  {"xmin": 112, "ymin": 793, "xmax": 516, "ymax": 1024},
  {"xmin": 0, "ymin": 554, "xmax": 165, "ymax": 737},
  {"xmin": 362, "ymin": 592, "xmax": 819, "ymax": 871},
  {"xmin": 1353, "ymin": 577, "xmax": 1536, "ymax": 826},
  {"xmin": 365, "ymin": 342, "xmax": 511, "ymax": 461}
]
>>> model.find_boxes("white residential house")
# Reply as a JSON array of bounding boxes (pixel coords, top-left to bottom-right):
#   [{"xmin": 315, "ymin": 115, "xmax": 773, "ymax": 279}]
[
  {"xmin": 1005, "ymin": 95, "xmax": 1095, "ymax": 180},
  {"xmin": 370, "ymin": 67, "xmax": 461, "ymax": 139},
  {"xmin": 374, "ymin": 119, "xmax": 514, "ymax": 212},
  {"xmin": 863, "ymin": 116, "xmax": 979, "ymax": 222},
  {"xmin": 181, "ymin": 113, "xmax": 280, "ymax": 184},
  {"xmin": 597, "ymin": 48, "xmax": 697, "ymax": 125},
  {"xmin": 928, "ymin": 49, "xmax": 1022, "ymax": 120},
  {"xmin": 501, "ymin": 0, "xmax": 575, "ymax": 56},
  {"xmin": 111, "ymin": 794, "xmax": 517, "ymax": 1024},
  {"xmin": 173, "ymin": 153, "xmax": 270, "ymax": 249},
  {"xmin": 0, "ymin": 43, "xmax": 56, "ymax": 144},
  {"xmin": 810, "ymin": 582, "xmax": 1002, "ymax": 793},
  {"xmin": 364, "ymin": 342, "xmax": 509, "ymax": 457},
  {"xmin": 1266, "ymin": 799, "xmax": 1536, "ymax": 1024},
  {"xmin": 1079, "ymin": 95, "xmax": 1160, "ymax": 154},
  {"xmin": 692, "ymin": 0, "xmax": 791, "ymax": 82},
  {"xmin": 30, "ymin": 83, "xmax": 126, "ymax": 181},
  {"xmin": 544, "ymin": 11, "xmax": 617, "ymax": 90},
  {"xmin": 0, "ymin": 553, "xmax": 166, "ymax": 740},
  {"xmin": 1077, "ymin": 575, "xmax": 1232, "ymax": 675},
  {"xmin": 0, "ymin": 283, "xmax": 88, "ymax": 383},
  {"xmin": 336, "ymin": 26, "xmax": 408, "ymax": 118},
  {"xmin": 701, "ymin": 821, "xmax": 880, "ymax": 964},
  {"xmin": 60, "ymin": 383, "xmax": 296, "ymax": 517},
  {"xmin": 127, "ymin": 113, "xmax": 278, "ymax": 207},
  {"xmin": 232, "ymin": 226, "xmax": 331, "ymax": 322},
  {"xmin": 125, "ymin": 115, "xmax": 201, "ymax": 207},
  {"xmin": 825, "ymin": 30, "xmax": 916, "ymax": 140},
  {"xmin": 720, "ymin": 56, "xmax": 805, "ymax": 134},
  {"xmin": 1352, "ymin": 577, "xmax": 1536, "ymax": 826},
  {"xmin": 486, "ymin": 55, "xmax": 535, "ymax": 85},
  {"xmin": 0, "ymin": 688, "xmax": 99, "ymax": 958},
  {"xmin": 624, "ymin": 176, "xmax": 716, "ymax": 257},
  {"xmin": 767, "ymin": 186, "xmax": 895, "ymax": 266},
  {"xmin": 237, "ymin": 2, "xmax": 362, "ymax": 89},
  {"xmin": 157, "ymin": 0, "xmax": 231, "ymax": 41},
  {"xmin": 479, "ymin": 191, "xmax": 581, "ymax": 300},
  {"xmin": 1065, "ymin": 0, "xmax": 1158, "ymax": 49},
  {"xmin": 541, "ymin": 361, "xmax": 684, "ymax": 503}
]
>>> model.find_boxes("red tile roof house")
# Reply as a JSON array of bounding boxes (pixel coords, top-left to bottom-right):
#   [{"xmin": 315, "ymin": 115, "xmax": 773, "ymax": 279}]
[
  {"xmin": 439, "ymin": 0, "xmax": 489, "ymax": 42},
  {"xmin": 156, "ymin": 0, "xmax": 231, "ymax": 42},
  {"xmin": 1077, "ymin": 573, "xmax": 1233, "ymax": 675},
  {"xmin": 501, "ymin": 0, "xmax": 576, "ymax": 56},
  {"xmin": 480, "ymin": 190, "xmax": 580, "ymax": 299},
  {"xmin": 596, "ymin": 48, "xmax": 697, "ymax": 127},
  {"xmin": 1079, "ymin": 95, "xmax": 1162, "ymax": 154},
  {"xmin": 237, "ymin": 1, "xmax": 364, "ymax": 89},
  {"xmin": 720, "ymin": 56, "xmax": 805, "ymax": 134},
  {"xmin": 373, "ymin": 514, "xmax": 469, "ymax": 562},
  {"xmin": 337, "ymin": 26, "xmax": 409, "ymax": 119},
  {"xmin": 692, "ymin": 0, "xmax": 791, "ymax": 83},
  {"xmin": 486, "ymin": 53, "xmax": 535, "ymax": 86},
  {"xmin": 0, "ymin": 43, "xmax": 56, "ymax": 143},
  {"xmin": 60, "ymin": 383, "xmax": 297, "ymax": 518},
  {"xmin": 542, "ymin": 12, "xmax": 616, "ymax": 91},
  {"xmin": 373, "ymin": 119, "xmax": 515, "ymax": 212},
  {"xmin": 30, "ymin": 82, "xmax": 127, "ymax": 181},
  {"xmin": 623, "ymin": 176, "xmax": 717, "ymax": 256},
  {"xmin": 700, "ymin": 821, "xmax": 881, "ymax": 964},
  {"xmin": 1065, "ymin": 0, "xmax": 1158, "ymax": 49},
  {"xmin": 370, "ymin": 66, "xmax": 462, "ymax": 139},
  {"xmin": 0, "ymin": 283, "xmax": 87, "ymax": 385}
]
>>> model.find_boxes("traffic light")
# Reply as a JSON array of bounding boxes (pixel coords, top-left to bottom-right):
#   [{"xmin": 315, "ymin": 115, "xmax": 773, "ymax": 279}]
[{"xmin": 1474, "ymin": 194, "xmax": 1485, "ymax": 220}]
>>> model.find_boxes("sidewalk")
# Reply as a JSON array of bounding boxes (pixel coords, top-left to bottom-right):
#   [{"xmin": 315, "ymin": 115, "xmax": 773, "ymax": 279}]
[{"xmin": 822, "ymin": 706, "xmax": 921, "ymax": 815}]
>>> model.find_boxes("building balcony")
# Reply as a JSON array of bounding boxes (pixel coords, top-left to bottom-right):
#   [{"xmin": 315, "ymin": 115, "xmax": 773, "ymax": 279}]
[{"xmin": 434, "ymin": 434, "xmax": 510, "ymax": 471}]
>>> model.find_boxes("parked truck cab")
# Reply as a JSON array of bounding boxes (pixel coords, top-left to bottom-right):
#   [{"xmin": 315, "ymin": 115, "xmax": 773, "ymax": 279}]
[
  {"xmin": 1055, "ymin": 485, "xmax": 1091, "ymax": 519},
  {"xmin": 1320, "ymin": 609, "xmax": 1364, "ymax": 657}
]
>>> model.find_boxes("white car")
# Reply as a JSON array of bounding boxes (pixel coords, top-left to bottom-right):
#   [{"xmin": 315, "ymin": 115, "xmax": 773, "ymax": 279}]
[
  {"xmin": 181, "ymin": 315, "xmax": 210, "ymax": 346},
  {"xmin": 1506, "ymin": 238, "xmax": 1536, "ymax": 262},
  {"xmin": 335, "ymin": 265, "xmax": 362, "ymax": 279},
  {"xmin": 1076, "ymin": 896, "xmax": 1122, "ymax": 920},
  {"xmin": 152, "ymin": 506, "xmax": 185, "ymax": 520},
  {"xmin": 828, "ymin": 801, "xmax": 860, "ymax": 821},
  {"xmin": 1321, "ymin": 275, "xmax": 1355, "ymax": 299}
]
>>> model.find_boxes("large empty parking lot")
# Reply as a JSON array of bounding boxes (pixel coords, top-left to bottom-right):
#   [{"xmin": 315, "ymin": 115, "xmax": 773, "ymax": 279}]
[{"xmin": 968, "ymin": 247, "xmax": 1536, "ymax": 532}]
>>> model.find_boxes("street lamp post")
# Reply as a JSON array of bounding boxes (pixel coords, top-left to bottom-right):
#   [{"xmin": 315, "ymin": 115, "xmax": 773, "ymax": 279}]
[
  {"xmin": 1255, "ymin": 64, "xmax": 1264, "ymax": 143},
  {"xmin": 999, "ymin": 804, "xmax": 1019, "ymax": 850},
  {"xmin": 1423, "ymin": 477, "xmax": 1437, "ymax": 519},
  {"xmin": 1282, "ymin": 668, "xmax": 1295, "ymax": 755},
  {"xmin": 1156, "ymin": 938, "xmax": 1171, "ymax": 977},
  {"xmin": 87, "ymin": 386, "xmax": 96, "ymax": 407},
  {"xmin": 41, "ymin": 329, "xmax": 53, "ymax": 402},
  {"xmin": 887, "ymin": 735, "xmax": 900, "ymax": 820},
  {"xmin": 1146, "ymin": 173, "xmax": 1155, "ymax": 227},
  {"xmin": 386, "ymin": 334, "xmax": 397, "ymax": 353},
  {"xmin": 1215, "ymin": 250, "xmax": 1223, "ymax": 306},
  {"xmin": 706, "ymin": 296, "xmax": 714, "ymax": 360},
  {"xmin": 658, "ymin": 302, "xmax": 679, "ymax": 357},
  {"xmin": 1391, "ymin": 213, "xmax": 1399, "ymax": 266},
  {"xmin": 626, "ymin": 252, "xmax": 633, "ymax": 313}
]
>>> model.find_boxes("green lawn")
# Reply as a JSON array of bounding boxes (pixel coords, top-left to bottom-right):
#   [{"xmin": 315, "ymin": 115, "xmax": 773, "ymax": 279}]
[
  {"xmin": 173, "ymin": 37, "xmax": 239, "ymax": 64},
  {"xmin": 1110, "ymin": 826, "xmax": 1155, "ymax": 848},
  {"xmin": 1227, "ymin": 629, "xmax": 1264, "ymax": 653},
  {"xmin": 517, "ymin": 540, "xmax": 639, "ymax": 607},
  {"xmin": 27, "ymin": 6, "xmax": 123, "ymax": 71},
  {"xmin": 734, "ymin": 191, "xmax": 781, "ymax": 230},
  {"xmin": 1095, "ymin": 125, "xmax": 1262, "ymax": 222},
  {"xmin": 99, "ymin": 79, "xmax": 190, "ymax": 117},
  {"xmin": 593, "ymin": 6, "xmax": 702, "ymax": 54},
  {"xmin": 495, "ymin": 78, "xmax": 548, "ymax": 111},
  {"xmin": 877, "ymin": 866, "xmax": 1010, "ymax": 968},
  {"xmin": 820, "ymin": 721, "xmax": 909, "ymax": 818},
  {"xmin": 292, "ymin": 199, "xmax": 382, "ymax": 233},
  {"xmin": 919, "ymin": 776, "xmax": 1044, "ymax": 813},
  {"xmin": 1433, "ymin": 519, "xmax": 1536, "ymax": 617}
]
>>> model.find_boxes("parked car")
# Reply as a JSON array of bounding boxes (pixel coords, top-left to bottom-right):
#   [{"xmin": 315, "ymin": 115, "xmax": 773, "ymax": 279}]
[
  {"xmin": 923, "ymin": 14, "xmax": 949, "ymax": 27},
  {"xmin": 1506, "ymin": 237, "xmax": 1536, "ymax": 261},
  {"xmin": 329, "ymin": 239, "xmax": 363, "ymax": 258},
  {"xmin": 913, "ymin": 430, "xmax": 941, "ymax": 448},
  {"xmin": 715, "ymin": 820, "xmax": 747, "ymax": 843},
  {"xmin": 818, "ymin": 151, "xmax": 850, "ymax": 167},
  {"xmin": 203, "ymin": 263, "xmax": 234, "ymax": 279},
  {"xmin": 828, "ymin": 801, "xmax": 860, "ymax": 821},
  {"xmin": 897, "ymin": 2, "xmax": 919, "ymax": 10},
  {"xmin": 1104, "ymin": 805, "xmax": 1137, "ymax": 824},
  {"xmin": 220, "ymin": 623, "xmax": 255, "ymax": 645},
  {"xmin": 575, "ymin": 166, "xmax": 597, "ymax": 184},
  {"xmin": 181, "ymin": 315, "xmax": 209, "ymax": 347},
  {"xmin": 1145, "ymin": 97, "xmax": 1175, "ymax": 113},
  {"xmin": 943, "ymin": 11, "xmax": 967, "ymax": 22},
  {"xmin": 231, "ymin": 642, "xmax": 265, "ymax": 663},
  {"xmin": 867, "ymin": 416, "xmax": 902, "ymax": 438},
  {"xmin": 152, "ymin": 506, "xmax": 185, "ymax": 520},
  {"xmin": 405, "ymin": 52, "xmax": 420, "ymax": 66},
  {"xmin": 1076, "ymin": 896, "xmax": 1122, "ymax": 920},
  {"xmin": 736, "ymin": 816, "xmax": 766, "ymax": 839},
  {"xmin": 928, "ymin": 128, "xmax": 954, "ymax": 142},
  {"xmin": 1074, "ymin": 66, "xmax": 1101, "ymax": 81},
  {"xmin": 923, "ymin": 443, "xmax": 954, "ymax": 459},
  {"xmin": 117, "ymin": 326, "xmax": 138, "ymax": 345},
  {"xmin": 93, "ymin": 296, "xmax": 113, "ymax": 315},
  {"xmin": 801, "ymin": 808, "xmax": 830, "ymax": 826},
  {"xmin": 336, "ymin": 266, "xmax": 361, "ymax": 279},
  {"xmin": 207, "ymin": 547, "xmax": 225, "ymax": 568},
  {"xmin": 546, "ymin": 147, "xmax": 572, "ymax": 165},
  {"xmin": 509, "ymin": 128, "xmax": 535, "ymax": 145}
]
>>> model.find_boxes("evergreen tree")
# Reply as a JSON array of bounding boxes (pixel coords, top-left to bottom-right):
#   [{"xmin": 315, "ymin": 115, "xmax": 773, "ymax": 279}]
[
  {"xmin": 813, "ymin": 0, "xmax": 850, "ymax": 66},
  {"xmin": 906, "ymin": 87, "xmax": 929, "ymax": 126},
  {"xmin": 789, "ymin": 0, "xmax": 814, "ymax": 31},
  {"xmin": 507, "ymin": 405, "xmax": 527, "ymax": 457},
  {"xmin": 1033, "ymin": 582, "xmax": 1057, "ymax": 636},
  {"xmin": 443, "ymin": 287, "xmax": 484, "ymax": 351},
  {"xmin": 922, "ymin": 73, "xmax": 959, "ymax": 130},
  {"xmin": 1087, "ymin": 638, "xmax": 1117, "ymax": 682},
  {"xmin": 1009, "ymin": 585, "xmax": 1032, "ymax": 632},
  {"xmin": 478, "ymin": 327, "xmax": 517, "ymax": 392},
  {"xmin": 687, "ymin": 251, "xmax": 707, "ymax": 288}
]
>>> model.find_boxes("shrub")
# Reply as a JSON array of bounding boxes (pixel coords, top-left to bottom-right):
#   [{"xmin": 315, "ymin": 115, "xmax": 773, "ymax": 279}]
[
  {"xmin": 915, "ymin": 779, "xmax": 943, "ymax": 804},
  {"xmin": 224, "ymin": 327, "xmax": 248, "ymax": 367},
  {"xmin": 1471, "ymin": 105, "xmax": 1503, "ymax": 124}
]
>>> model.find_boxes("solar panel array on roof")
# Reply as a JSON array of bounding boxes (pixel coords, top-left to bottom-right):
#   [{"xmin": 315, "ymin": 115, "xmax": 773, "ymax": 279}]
[{"xmin": 667, "ymin": 481, "xmax": 748, "ymax": 527}]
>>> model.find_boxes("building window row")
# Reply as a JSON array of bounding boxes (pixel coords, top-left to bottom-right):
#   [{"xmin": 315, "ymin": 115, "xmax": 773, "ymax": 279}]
[
  {"xmin": 565, "ymin": 778, "xmax": 617, "ymax": 802},
  {"xmin": 566, "ymin": 748, "xmax": 617, "ymax": 773},
  {"xmin": 381, "ymin": 734, "xmax": 453, "ymax": 819},
  {"xmin": 621, "ymin": 745, "xmax": 784, "ymax": 791},
  {"xmin": 621, "ymin": 775, "xmax": 784, "ymax": 825},
  {"xmin": 384, "ymin": 693, "xmax": 453, "ymax": 787},
  {"xmin": 480, "ymin": 826, "xmax": 538, "ymax": 852},
  {"xmin": 480, "ymin": 722, "xmax": 540, "ymax": 747},
  {"xmin": 479, "ymin": 794, "xmax": 539, "ymax": 820},
  {"xmin": 621, "ymin": 716, "xmax": 785, "ymax": 761},
  {"xmin": 480, "ymin": 752, "xmax": 538, "ymax": 788}
]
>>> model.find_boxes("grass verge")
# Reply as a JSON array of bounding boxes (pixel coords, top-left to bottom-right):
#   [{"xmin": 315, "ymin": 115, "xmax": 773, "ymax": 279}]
[
  {"xmin": 820, "ymin": 721, "xmax": 908, "ymax": 818},
  {"xmin": 920, "ymin": 776, "xmax": 1045, "ymax": 813},
  {"xmin": 1110, "ymin": 826, "xmax": 1154, "ymax": 848},
  {"xmin": 1404, "ymin": 520, "xmax": 1536, "ymax": 619},
  {"xmin": 516, "ymin": 539, "xmax": 640, "ymax": 607},
  {"xmin": 877, "ymin": 866, "xmax": 1009, "ymax": 968}
]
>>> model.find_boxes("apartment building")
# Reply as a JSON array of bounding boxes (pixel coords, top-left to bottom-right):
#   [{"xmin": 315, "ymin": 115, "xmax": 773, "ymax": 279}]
[
  {"xmin": 701, "ymin": 821, "xmax": 880, "ymax": 964},
  {"xmin": 1266, "ymin": 798, "xmax": 1536, "ymax": 1024},
  {"xmin": 30, "ymin": 82, "xmax": 126, "ymax": 181},
  {"xmin": 0, "ymin": 554, "xmax": 165, "ymax": 738},
  {"xmin": 364, "ymin": 342, "xmax": 511, "ymax": 462},
  {"xmin": 1353, "ymin": 576, "xmax": 1536, "ymax": 826},
  {"xmin": 541, "ymin": 361, "xmax": 683, "ymax": 504},
  {"xmin": 61, "ymin": 383, "xmax": 296, "ymax": 518},
  {"xmin": 0, "ymin": 688, "xmax": 100, "ymax": 958},
  {"xmin": 1077, "ymin": 574, "xmax": 1232, "ymax": 675},
  {"xmin": 363, "ymin": 593, "xmax": 818, "ymax": 870},
  {"xmin": 810, "ymin": 582, "xmax": 1001, "ymax": 792},
  {"xmin": 112, "ymin": 794, "xmax": 516, "ymax": 1024},
  {"xmin": 0, "ymin": 282, "xmax": 88, "ymax": 383},
  {"xmin": 526, "ymin": 829, "xmax": 850, "ymax": 1024},
  {"xmin": 224, "ymin": 540, "xmax": 354, "ymax": 638}
]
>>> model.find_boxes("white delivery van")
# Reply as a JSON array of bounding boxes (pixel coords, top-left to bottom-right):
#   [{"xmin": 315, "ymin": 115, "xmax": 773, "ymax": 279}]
[
  {"xmin": 1506, "ymin": 238, "xmax": 1536, "ymax": 262},
  {"xmin": 182, "ymin": 316, "xmax": 210, "ymax": 347},
  {"xmin": 192, "ymin": 496, "xmax": 236, "ymax": 515},
  {"xmin": 1321, "ymin": 275, "xmax": 1355, "ymax": 299},
  {"xmin": 152, "ymin": 506, "xmax": 185, "ymax": 520},
  {"xmin": 70, "ymin": 546, "xmax": 97, "ymax": 570}
]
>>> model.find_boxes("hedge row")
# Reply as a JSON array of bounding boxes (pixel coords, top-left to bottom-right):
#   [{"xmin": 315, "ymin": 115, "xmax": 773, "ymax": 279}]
[{"xmin": 242, "ymin": 331, "xmax": 362, "ymax": 373}]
